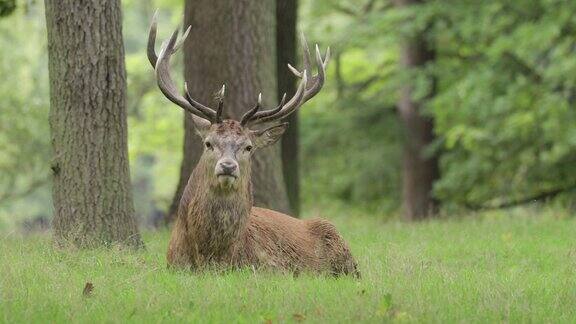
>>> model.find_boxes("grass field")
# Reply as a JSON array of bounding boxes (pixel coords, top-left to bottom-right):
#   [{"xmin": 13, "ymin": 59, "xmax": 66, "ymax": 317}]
[{"xmin": 1, "ymin": 207, "xmax": 576, "ymax": 323}]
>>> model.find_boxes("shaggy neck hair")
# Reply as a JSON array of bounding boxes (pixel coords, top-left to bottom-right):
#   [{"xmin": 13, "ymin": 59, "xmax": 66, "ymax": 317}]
[{"xmin": 178, "ymin": 153, "xmax": 253, "ymax": 260}]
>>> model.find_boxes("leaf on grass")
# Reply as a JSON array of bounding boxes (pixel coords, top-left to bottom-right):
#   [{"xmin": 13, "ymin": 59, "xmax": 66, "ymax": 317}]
[
  {"xmin": 292, "ymin": 313, "xmax": 306, "ymax": 322},
  {"xmin": 83, "ymin": 282, "xmax": 94, "ymax": 297}
]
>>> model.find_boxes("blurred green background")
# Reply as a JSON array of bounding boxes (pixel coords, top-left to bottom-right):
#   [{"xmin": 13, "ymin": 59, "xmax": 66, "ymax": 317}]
[{"xmin": 1, "ymin": 0, "xmax": 576, "ymax": 230}]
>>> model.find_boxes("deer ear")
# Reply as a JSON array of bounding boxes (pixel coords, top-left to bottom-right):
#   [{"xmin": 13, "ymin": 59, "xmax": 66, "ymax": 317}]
[
  {"xmin": 191, "ymin": 116, "xmax": 211, "ymax": 138},
  {"xmin": 250, "ymin": 123, "xmax": 288, "ymax": 149}
]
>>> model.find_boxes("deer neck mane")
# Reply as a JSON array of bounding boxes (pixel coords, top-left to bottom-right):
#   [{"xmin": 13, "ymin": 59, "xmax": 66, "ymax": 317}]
[{"xmin": 178, "ymin": 156, "xmax": 253, "ymax": 257}]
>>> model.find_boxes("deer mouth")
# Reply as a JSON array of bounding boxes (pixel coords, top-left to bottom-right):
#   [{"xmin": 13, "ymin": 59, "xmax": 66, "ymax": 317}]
[
  {"xmin": 216, "ymin": 173, "xmax": 237, "ymax": 179},
  {"xmin": 216, "ymin": 173, "xmax": 238, "ymax": 187}
]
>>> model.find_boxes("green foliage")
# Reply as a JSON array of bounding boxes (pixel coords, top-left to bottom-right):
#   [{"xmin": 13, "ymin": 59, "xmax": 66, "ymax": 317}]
[
  {"xmin": 299, "ymin": 1, "xmax": 402, "ymax": 213},
  {"xmin": 300, "ymin": 0, "xmax": 576, "ymax": 211},
  {"xmin": 2, "ymin": 0, "xmax": 576, "ymax": 221},
  {"xmin": 0, "ymin": 1, "xmax": 184, "ymax": 223},
  {"xmin": 429, "ymin": 0, "xmax": 576, "ymax": 207},
  {"xmin": 122, "ymin": 1, "xmax": 185, "ymax": 214},
  {"xmin": 2, "ymin": 208, "xmax": 576, "ymax": 322},
  {"xmin": 0, "ymin": 4, "xmax": 51, "ymax": 221},
  {"xmin": 0, "ymin": 0, "xmax": 15, "ymax": 17}
]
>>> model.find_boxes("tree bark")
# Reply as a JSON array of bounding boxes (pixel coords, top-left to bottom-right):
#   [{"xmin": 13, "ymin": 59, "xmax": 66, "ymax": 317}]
[
  {"xmin": 166, "ymin": 0, "xmax": 291, "ymax": 223},
  {"xmin": 277, "ymin": 0, "xmax": 299, "ymax": 216},
  {"xmin": 45, "ymin": 0, "xmax": 143, "ymax": 248},
  {"xmin": 394, "ymin": 0, "xmax": 440, "ymax": 220}
]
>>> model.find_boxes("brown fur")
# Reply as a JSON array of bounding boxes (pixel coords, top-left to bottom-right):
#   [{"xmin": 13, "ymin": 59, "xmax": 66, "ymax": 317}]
[{"xmin": 167, "ymin": 121, "xmax": 359, "ymax": 277}]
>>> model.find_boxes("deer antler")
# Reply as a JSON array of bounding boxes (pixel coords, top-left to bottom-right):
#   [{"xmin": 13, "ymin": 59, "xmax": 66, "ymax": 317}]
[
  {"xmin": 147, "ymin": 11, "xmax": 223, "ymax": 125},
  {"xmin": 242, "ymin": 34, "xmax": 329, "ymax": 126},
  {"xmin": 149, "ymin": 11, "xmax": 328, "ymax": 128}
]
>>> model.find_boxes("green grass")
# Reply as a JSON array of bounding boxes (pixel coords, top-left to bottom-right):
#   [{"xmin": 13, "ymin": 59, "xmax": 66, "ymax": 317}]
[{"xmin": 1, "ymin": 208, "xmax": 576, "ymax": 323}]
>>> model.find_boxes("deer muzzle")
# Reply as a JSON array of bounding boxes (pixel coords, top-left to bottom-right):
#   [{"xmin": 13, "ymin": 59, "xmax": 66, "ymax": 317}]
[{"xmin": 215, "ymin": 158, "xmax": 239, "ymax": 187}]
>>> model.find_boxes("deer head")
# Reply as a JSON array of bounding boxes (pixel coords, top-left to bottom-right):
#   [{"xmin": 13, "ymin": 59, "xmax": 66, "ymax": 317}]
[{"xmin": 147, "ymin": 12, "xmax": 329, "ymax": 192}]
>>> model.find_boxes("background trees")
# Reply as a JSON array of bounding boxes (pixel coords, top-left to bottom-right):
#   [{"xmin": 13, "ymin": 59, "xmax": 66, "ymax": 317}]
[
  {"xmin": 429, "ymin": 0, "xmax": 576, "ymax": 209},
  {"xmin": 1, "ymin": 0, "xmax": 576, "ymax": 230},
  {"xmin": 299, "ymin": 0, "xmax": 576, "ymax": 215},
  {"xmin": 0, "ymin": 4, "xmax": 50, "ymax": 214},
  {"xmin": 3, "ymin": 1, "xmax": 576, "ymax": 320},
  {"xmin": 393, "ymin": 0, "xmax": 439, "ymax": 220},
  {"xmin": 44, "ymin": 0, "xmax": 142, "ymax": 247}
]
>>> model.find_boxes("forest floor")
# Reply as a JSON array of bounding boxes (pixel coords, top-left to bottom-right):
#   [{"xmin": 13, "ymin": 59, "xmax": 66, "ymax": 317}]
[{"xmin": 1, "ymin": 207, "xmax": 575, "ymax": 323}]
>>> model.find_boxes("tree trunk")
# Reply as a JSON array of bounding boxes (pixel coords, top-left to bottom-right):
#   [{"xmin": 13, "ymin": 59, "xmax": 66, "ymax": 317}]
[
  {"xmin": 45, "ymin": 0, "xmax": 143, "ymax": 248},
  {"xmin": 394, "ymin": 0, "xmax": 440, "ymax": 220},
  {"xmin": 277, "ymin": 0, "xmax": 299, "ymax": 216},
  {"xmin": 165, "ymin": 0, "xmax": 291, "ymax": 223}
]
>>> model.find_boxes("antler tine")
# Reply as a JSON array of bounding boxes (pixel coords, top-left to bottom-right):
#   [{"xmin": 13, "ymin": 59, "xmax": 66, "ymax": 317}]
[
  {"xmin": 148, "ymin": 12, "xmax": 194, "ymax": 66},
  {"xmin": 246, "ymin": 92, "xmax": 286, "ymax": 124},
  {"xmin": 254, "ymin": 72, "xmax": 307, "ymax": 124},
  {"xmin": 302, "ymin": 43, "xmax": 328, "ymax": 101},
  {"xmin": 184, "ymin": 82, "xmax": 217, "ymax": 120},
  {"xmin": 324, "ymin": 46, "xmax": 331, "ymax": 68},
  {"xmin": 287, "ymin": 40, "xmax": 328, "ymax": 103},
  {"xmin": 245, "ymin": 34, "xmax": 328, "ymax": 126},
  {"xmin": 301, "ymin": 33, "xmax": 313, "ymax": 81},
  {"xmin": 149, "ymin": 11, "xmax": 220, "ymax": 123},
  {"xmin": 174, "ymin": 27, "xmax": 217, "ymax": 121},
  {"xmin": 152, "ymin": 20, "xmax": 215, "ymax": 122},
  {"xmin": 147, "ymin": 9, "xmax": 160, "ymax": 68},
  {"xmin": 155, "ymin": 28, "xmax": 197, "ymax": 114},
  {"xmin": 215, "ymin": 85, "xmax": 225, "ymax": 123},
  {"xmin": 240, "ymin": 93, "xmax": 262, "ymax": 126},
  {"xmin": 173, "ymin": 25, "xmax": 191, "ymax": 53}
]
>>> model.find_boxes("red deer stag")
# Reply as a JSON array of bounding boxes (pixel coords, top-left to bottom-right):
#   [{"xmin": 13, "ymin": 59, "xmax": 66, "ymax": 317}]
[{"xmin": 147, "ymin": 13, "xmax": 359, "ymax": 277}]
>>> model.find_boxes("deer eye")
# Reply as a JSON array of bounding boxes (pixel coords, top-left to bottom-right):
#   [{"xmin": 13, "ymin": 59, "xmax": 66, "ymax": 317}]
[
  {"xmin": 245, "ymin": 145, "xmax": 253, "ymax": 152},
  {"xmin": 205, "ymin": 142, "xmax": 213, "ymax": 150}
]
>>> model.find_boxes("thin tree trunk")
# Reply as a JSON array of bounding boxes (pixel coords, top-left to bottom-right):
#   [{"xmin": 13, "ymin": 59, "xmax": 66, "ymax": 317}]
[
  {"xmin": 45, "ymin": 0, "xmax": 143, "ymax": 248},
  {"xmin": 394, "ymin": 0, "xmax": 440, "ymax": 220},
  {"xmin": 165, "ymin": 0, "xmax": 291, "ymax": 223},
  {"xmin": 277, "ymin": 0, "xmax": 299, "ymax": 216}
]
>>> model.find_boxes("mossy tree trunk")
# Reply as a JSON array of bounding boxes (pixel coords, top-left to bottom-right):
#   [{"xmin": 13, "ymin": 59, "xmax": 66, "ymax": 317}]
[{"xmin": 45, "ymin": 0, "xmax": 143, "ymax": 248}]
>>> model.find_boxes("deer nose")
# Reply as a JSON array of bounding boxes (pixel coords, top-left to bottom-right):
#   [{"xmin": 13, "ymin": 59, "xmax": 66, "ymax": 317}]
[{"xmin": 219, "ymin": 160, "xmax": 237, "ymax": 174}]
